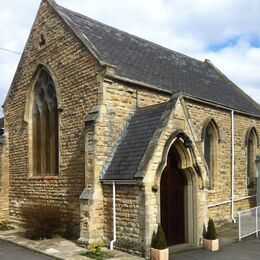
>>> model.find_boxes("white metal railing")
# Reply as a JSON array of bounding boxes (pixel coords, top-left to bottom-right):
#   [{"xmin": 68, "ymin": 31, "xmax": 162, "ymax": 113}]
[{"xmin": 238, "ymin": 206, "xmax": 260, "ymax": 241}]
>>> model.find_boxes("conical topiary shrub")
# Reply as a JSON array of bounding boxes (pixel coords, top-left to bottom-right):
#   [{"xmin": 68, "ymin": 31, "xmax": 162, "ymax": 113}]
[
  {"xmin": 151, "ymin": 224, "xmax": 168, "ymax": 249},
  {"xmin": 206, "ymin": 218, "xmax": 217, "ymax": 240}
]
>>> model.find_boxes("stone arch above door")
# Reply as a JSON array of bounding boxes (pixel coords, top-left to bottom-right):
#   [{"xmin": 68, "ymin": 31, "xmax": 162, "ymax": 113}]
[{"xmin": 155, "ymin": 130, "xmax": 203, "ymax": 186}]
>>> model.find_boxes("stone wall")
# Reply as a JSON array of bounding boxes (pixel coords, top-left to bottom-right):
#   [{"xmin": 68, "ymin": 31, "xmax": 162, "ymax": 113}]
[
  {"xmin": 103, "ymin": 184, "xmax": 144, "ymax": 256},
  {"xmin": 101, "ymin": 80, "xmax": 169, "ymax": 171},
  {"xmin": 3, "ymin": 0, "xmax": 100, "ymax": 231},
  {"xmin": 101, "ymin": 92, "xmax": 260, "ymax": 255},
  {"xmin": 0, "ymin": 134, "xmax": 9, "ymax": 221},
  {"xmin": 82, "ymin": 81, "xmax": 169, "ymax": 248},
  {"xmin": 186, "ymin": 100, "xmax": 260, "ymax": 224}
]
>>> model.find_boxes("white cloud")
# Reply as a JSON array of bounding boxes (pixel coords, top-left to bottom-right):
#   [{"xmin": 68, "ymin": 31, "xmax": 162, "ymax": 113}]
[{"xmin": 0, "ymin": 0, "xmax": 259, "ymax": 117}]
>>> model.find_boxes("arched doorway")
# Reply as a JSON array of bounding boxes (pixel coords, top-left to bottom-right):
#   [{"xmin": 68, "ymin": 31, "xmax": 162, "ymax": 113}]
[
  {"xmin": 159, "ymin": 137, "xmax": 197, "ymax": 247},
  {"xmin": 160, "ymin": 147, "xmax": 187, "ymax": 245}
]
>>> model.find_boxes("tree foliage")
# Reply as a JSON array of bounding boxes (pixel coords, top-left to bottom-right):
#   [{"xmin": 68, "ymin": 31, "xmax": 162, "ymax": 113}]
[
  {"xmin": 206, "ymin": 218, "xmax": 217, "ymax": 240},
  {"xmin": 151, "ymin": 224, "xmax": 168, "ymax": 249}
]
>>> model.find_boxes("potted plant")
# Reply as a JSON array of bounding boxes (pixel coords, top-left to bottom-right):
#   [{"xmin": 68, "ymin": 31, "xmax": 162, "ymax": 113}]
[
  {"xmin": 150, "ymin": 224, "xmax": 168, "ymax": 260},
  {"xmin": 203, "ymin": 218, "xmax": 219, "ymax": 251}
]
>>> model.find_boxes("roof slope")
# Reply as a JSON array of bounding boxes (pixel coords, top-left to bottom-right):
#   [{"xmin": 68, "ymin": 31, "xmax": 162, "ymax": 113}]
[
  {"xmin": 104, "ymin": 102, "xmax": 168, "ymax": 180},
  {"xmin": 0, "ymin": 117, "xmax": 4, "ymax": 128},
  {"xmin": 51, "ymin": 1, "xmax": 260, "ymax": 116}
]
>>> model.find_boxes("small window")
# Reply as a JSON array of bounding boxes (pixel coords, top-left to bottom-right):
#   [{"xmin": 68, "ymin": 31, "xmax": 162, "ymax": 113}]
[
  {"xmin": 203, "ymin": 120, "xmax": 218, "ymax": 190},
  {"xmin": 39, "ymin": 33, "xmax": 46, "ymax": 48},
  {"xmin": 246, "ymin": 128, "xmax": 257, "ymax": 189},
  {"xmin": 32, "ymin": 70, "xmax": 59, "ymax": 176}
]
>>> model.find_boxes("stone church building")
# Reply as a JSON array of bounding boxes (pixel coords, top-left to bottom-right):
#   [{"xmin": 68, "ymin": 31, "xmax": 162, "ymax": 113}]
[{"xmin": 0, "ymin": 0, "xmax": 260, "ymax": 257}]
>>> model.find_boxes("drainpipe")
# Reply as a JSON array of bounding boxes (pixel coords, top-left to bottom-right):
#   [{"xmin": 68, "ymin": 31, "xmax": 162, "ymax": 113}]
[
  {"xmin": 110, "ymin": 181, "xmax": 116, "ymax": 250},
  {"xmin": 231, "ymin": 110, "xmax": 236, "ymax": 223}
]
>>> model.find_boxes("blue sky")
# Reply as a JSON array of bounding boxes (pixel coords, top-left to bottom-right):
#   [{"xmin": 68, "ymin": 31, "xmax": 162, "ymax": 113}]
[{"xmin": 0, "ymin": 0, "xmax": 259, "ymax": 117}]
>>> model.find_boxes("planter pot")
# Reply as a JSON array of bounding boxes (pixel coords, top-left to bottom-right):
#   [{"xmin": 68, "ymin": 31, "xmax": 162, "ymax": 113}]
[
  {"xmin": 150, "ymin": 247, "xmax": 169, "ymax": 260},
  {"xmin": 203, "ymin": 238, "xmax": 219, "ymax": 251}
]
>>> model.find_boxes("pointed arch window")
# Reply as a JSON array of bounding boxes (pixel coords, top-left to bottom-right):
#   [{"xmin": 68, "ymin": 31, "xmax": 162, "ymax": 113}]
[
  {"xmin": 32, "ymin": 70, "xmax": 59, "ymax": 176},
  {"xmin": 203, "ymin": 119, "xmax": 219, "ymax": 190},
  {"xmin": 246, "ymin": 128, "xmax": 258, "ymax": 189}
]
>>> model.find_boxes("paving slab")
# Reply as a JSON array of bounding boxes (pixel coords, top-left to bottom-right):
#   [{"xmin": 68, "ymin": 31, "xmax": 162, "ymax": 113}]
[{"xmin": 0, "ymin": 229, "xmax": 143, "ymax": 260}]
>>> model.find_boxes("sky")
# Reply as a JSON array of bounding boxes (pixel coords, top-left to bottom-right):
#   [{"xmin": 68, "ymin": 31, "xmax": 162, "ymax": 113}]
[{"xmin": 0, "ymin": 0, "xmax": 260, "ymax": 117}]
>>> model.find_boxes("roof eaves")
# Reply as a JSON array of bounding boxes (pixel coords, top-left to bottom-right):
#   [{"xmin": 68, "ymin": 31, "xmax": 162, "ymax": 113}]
[
  {"xmin": 205, "ymin": 59, "xmax": 260, "ymax": 114},
  {"xmin": 105, "ymin": 74, "xmax": 173, "ymax": 95},
  {"xmin": 107, "ymin": 74, "xmax": 260, "ymax": 118},
  {"xmin": 183, "ymin": 93, "xmax": 260, "ymax": 119}
]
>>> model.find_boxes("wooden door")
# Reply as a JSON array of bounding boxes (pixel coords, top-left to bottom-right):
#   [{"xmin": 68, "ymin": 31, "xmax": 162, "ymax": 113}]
[{"xmin": 160, "ymin": 153, "xmax": 186, "ymax": 246}]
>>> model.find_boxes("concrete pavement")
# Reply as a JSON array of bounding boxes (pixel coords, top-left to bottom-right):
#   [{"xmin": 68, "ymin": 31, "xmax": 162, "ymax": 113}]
[
  {"xmin": 0, "ymin": 239, "xmax": 52, "ymax": 260},
  {"xmin": 172, "ymin": 236, "xmax": 260, "ymax": 260},
  {"xmin": 0, "ymin": 229, "xmax": 144, "ymax": 259}
]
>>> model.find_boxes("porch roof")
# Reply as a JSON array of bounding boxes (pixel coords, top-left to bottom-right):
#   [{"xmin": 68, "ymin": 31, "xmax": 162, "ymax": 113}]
[{"xmin": 103, "ymin": 100, "xmax": 174, "ymax": 180}]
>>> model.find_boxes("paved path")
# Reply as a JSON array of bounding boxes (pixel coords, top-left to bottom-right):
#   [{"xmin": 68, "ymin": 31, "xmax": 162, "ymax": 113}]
[
  {"xmin": 0, "ymin": 229, "xmax": 144, "ymax": 259},
  {"xmin": 0, "ymin": 239, "xmax": 52, "ymax": 260},
  {"xmin": 171, "ymin": 237, "xmax": 260, "ymax": 260}
]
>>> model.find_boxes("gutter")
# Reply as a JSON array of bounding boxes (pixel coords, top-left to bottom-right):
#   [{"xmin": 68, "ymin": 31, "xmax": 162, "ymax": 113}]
[
  {"xmin": 104, "ymin": 74, "xmax": 260, "ymax": 119},
  {"xmin": 183, "ymin": 94, "xmax": 260, "ymax": 119},
  {"xmin": 101, "ymin": 179, "xmax": 138, "ymax": 185},
  {"xmin": 110, "ymin": 181, "xmax": 116, "ymax": 250},
  {"xmin": 231, "ymin": 110, "xmax": 236, "ymax": 223}
]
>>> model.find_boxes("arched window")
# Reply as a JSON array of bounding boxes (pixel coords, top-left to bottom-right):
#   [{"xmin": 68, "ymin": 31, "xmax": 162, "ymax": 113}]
[
  {"xmin": 32, "ymin": 69, "xmax": 59, "ymax": 176},
  {"xmin": 246, "ymin": 128, "xmax": 258, "ymax": 189},
  {"xmin": 203, "ymin": 119, "xmax": 219, "ymax": 190}
]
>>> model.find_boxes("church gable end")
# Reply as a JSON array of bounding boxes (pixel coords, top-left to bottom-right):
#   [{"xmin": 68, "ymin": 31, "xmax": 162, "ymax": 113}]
[{"xmin": 3, "ymin": 0, "xmax": 101, "ymax": 230}]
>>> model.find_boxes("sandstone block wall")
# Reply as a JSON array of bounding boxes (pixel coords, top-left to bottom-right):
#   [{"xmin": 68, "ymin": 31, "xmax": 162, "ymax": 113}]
[
  {"xmin": 0, "ymin": 135, "xmax": 9, "ymax": 221},
  {"xmin": 3, "ymin": 0, "xmax": 100, "ymax": 230},
  {"xmin": 103, "ymin": 184, "xmax": 144, "ymax": 256},
  {"xmin": 187, "ymin": 100, "xmax": 260, "ymax": 224},
  {"xmin": 101, "ymin": 81, "xmax": 169, "ymax": 172}
]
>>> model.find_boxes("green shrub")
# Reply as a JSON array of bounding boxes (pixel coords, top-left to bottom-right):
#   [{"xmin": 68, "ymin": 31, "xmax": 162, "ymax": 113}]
[
  {"xmin": 0, "ymin": 220, "xmax": 14, "ymax": 231},
  {"xmin": 81, "ymin": 242, "xmax": 112, "ymax": 260},
  {"xmin": 151, "ymin": 224, "xmax": 167, "ymax": 249},
  {"xmin": 205, "ymin": 218, "xmax": 217, "ymax": 240},
  {"xmin": 20, "ymin": 203, "xmax": 62, "ymax": 240}
]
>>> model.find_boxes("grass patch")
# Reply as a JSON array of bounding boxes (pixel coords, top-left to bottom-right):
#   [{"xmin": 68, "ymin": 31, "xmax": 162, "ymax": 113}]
[
  {"xmin": 81, "ymin": 250, "xmax": 113, "ymax": 260},
  {"xmin": 80, "ymin": 242, "xmax": 113, "ymax": 260},
  {"xmin": 0, "ymin": 220, "xmax": 14, "ymax": 231}
]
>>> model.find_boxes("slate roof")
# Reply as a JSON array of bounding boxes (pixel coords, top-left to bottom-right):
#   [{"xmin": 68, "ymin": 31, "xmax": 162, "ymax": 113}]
[
  {"xmin": 103, "ymin": 102, "xmax": 168, "ymax": 180},
  {"xmin": 51, "ymin": 1, "xmax": 260, "ymax": 116},
  {"xmin": 0, "ymin": 117, "xmax": 4, "ymax": 128}
]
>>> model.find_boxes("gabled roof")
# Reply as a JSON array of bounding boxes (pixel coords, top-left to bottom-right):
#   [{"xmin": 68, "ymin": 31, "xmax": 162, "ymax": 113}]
[
  {"xmin": 103, "ymin": 102, "xmax": 169, "ymax": 180},
  {"xmin": 49, "ymin": 0, "xmax": 260, "ymax": 116}
]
